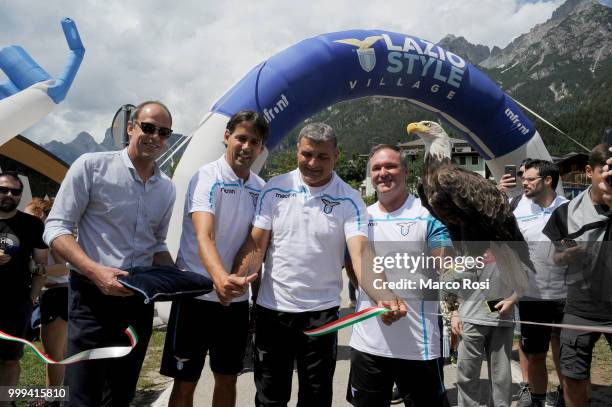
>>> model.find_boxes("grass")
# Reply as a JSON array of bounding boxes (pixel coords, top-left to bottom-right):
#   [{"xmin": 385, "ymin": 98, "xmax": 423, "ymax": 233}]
[
  {"xmin": 16, "ymin": 330, "xmax": 171, "ymax": 406},
  {"xmin": 513, "ymin": 335, "xmax": 612, "ymax": 391},
  {"xmin": 18, "ymin": 339, "xmax": 46, "ymax": 386},
  {"xmin": 591, "ymin": 336, "xmax": 612, "ymax": 385},
  {"xmin": 136, "ymin": 330, "xmax": 169, "ymax": 390}
]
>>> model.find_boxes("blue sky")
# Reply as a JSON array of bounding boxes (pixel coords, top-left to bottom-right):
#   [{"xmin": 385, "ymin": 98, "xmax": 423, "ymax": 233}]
[{"xmin": 0, "ymin": 0, "xmax": 563, "ymax": 144}]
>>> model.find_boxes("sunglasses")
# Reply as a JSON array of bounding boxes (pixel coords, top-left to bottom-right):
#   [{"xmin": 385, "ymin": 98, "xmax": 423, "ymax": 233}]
[
  {"xmin": 135, "ymin": 121, "xmax": 173, "ymax": 139},
  {"xmin": 0, "ymin": 186, "xmax": 22, "ymax": 196}
]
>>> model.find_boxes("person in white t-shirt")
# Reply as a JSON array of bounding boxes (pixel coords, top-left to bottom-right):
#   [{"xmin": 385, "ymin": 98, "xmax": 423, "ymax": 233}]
[
  {"xmin": 346, "ymin": 144, "xmax": 452, "ymax": 407},
  {"xmin": 503, "ymin": 159, "xmax": 568, "ymax": 407},
  {"xmin": 160, "ymin": 111, "xmax": 268, "ymax": 407},
  {"xmin": 232, "ymin": 123, "xmax": 407, "ymax": 407}
]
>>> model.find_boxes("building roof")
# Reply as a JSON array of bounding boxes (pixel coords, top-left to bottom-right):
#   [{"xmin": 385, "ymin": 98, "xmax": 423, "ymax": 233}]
[
  {"xmin": 398, "ymin": 137, "xmax": 468, "ymax": 147},
  {"xmin": 0, "ymin": 135, "xmax": 69, "ymax": 183},
  {"xmin": 552, "ymin": 152, "xmax": 589, "ymax": 164}
]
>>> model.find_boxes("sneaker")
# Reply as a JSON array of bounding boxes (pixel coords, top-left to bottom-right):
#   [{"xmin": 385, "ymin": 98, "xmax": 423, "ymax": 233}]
[
  {"xmin": 546, "ymin": 385, "xmax": 565, "ymax": 407},
  {"xmin": 390, "ymin": 386, "xmax": 403, "ymax": 405},
  {"xmin": 515, "ymin": 382, "xmax": 532, "ymax": 407}
]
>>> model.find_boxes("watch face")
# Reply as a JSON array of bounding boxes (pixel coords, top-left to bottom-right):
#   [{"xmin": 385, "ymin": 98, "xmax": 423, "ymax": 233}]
[{"xmin": 32, "ymin": 264, "xmax": 46, "ymax": 276}]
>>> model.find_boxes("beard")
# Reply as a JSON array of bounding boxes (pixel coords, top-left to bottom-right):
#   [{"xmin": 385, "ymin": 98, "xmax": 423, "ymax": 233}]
[{"xmin": 0, "ymin": 200, "xmax": 18, "ymax": 213}]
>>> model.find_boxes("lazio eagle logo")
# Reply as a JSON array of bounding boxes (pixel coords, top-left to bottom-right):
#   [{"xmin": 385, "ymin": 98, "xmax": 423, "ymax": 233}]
[
  {"xmin": 321, "ymin": 198, "xmax": 341, "ymax": 214},
  {"xmin": 334, "ymin": 35, "xmax": 383, "ymax": 73},
  {"xmin": 396, "ymin": 221, "xmax": 416, "ymax": 236}
]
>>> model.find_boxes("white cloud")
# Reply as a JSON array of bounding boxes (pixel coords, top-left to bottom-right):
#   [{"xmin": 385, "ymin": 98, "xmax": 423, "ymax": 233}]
[{"xmin": 0, "ymin": 0, "xmax": 562, "ymax": 144}]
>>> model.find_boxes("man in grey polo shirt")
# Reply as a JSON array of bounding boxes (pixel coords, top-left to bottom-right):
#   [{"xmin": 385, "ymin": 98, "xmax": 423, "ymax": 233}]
[{"xmin": 44, "ymin": 101, "xmax": 176, "ymax": 406}]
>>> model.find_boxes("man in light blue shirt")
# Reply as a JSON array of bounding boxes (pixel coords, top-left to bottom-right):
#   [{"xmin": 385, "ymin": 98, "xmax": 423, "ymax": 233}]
[{"xmin": 44, "ymin": 100, "xmax": 176, "ymax": 406}]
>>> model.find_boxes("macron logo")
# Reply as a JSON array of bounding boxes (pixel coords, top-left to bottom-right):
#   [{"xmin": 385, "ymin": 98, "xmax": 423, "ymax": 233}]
[{"xmin": 275, "ymin": 192, "xmax": 297, "ymax": 199}]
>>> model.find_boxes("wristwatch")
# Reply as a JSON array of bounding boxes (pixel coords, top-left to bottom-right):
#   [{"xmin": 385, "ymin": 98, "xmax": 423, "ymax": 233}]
[{"xmin": 32, "ymin": 263, "xmax": 47, "ymax": 277}]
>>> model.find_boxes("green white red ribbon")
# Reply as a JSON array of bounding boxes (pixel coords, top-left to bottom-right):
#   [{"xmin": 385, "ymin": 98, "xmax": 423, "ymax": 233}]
[
  {"xmin": 304, "ymin": 306, "xmax": 389, "ymax": 336},
  {"xmin": 304, "ymin": 305, "xmax": 612, "ymax": 337},
  {"xmin": 0, "ymin": 326, "xmax": 138, "ymax": 364}
]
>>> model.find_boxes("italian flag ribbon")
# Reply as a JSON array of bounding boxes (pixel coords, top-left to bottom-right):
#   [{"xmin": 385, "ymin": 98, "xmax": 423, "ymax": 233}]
[
  {"xmin": 0, "ymin": 326, "xmax": 138, "ymax": 364},
  {"xmin": 304, "ymin": 306, "xmax": 389, "ymax": 337}
]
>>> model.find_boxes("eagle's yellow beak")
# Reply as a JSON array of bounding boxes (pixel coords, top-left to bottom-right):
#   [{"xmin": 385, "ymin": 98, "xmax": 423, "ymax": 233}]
[{"xmin": 406, "ymin": 122, "xmax": 422, "ymax": 134}]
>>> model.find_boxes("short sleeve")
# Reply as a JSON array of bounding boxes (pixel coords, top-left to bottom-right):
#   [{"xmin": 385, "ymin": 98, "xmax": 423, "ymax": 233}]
[
  {"xmin": 188, "ymin": 170, "xmax": 217, "ymax": 215},
  {"xmin": 426, "ymin": 216, "xmax": 452, "ymax": 251},
  {"xmin": 253, "ymin": 188, "xmax": 273, "ymax": 231},
  {"xmin": 32, "ymin": 217, "xmax": 48, "ymax": 250},
  {"xmin": 344, "ymin": 194, "xmax": 368, "ymax": 240}
]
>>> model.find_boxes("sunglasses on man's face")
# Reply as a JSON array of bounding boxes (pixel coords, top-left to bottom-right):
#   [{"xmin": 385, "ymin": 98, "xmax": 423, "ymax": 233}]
[
  {"xmin": 0, "ymin": 186, "xmax": 22, "ymax": 196},
  {"xmin": 135, "ymin": 121, "xmax": 173, "ymax": 139}
]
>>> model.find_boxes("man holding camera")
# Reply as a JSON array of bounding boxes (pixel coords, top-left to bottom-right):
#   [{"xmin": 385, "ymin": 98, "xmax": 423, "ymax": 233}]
[{"xmin": 544, "ymin": 144, "xmax": 612, "ymax": 407}]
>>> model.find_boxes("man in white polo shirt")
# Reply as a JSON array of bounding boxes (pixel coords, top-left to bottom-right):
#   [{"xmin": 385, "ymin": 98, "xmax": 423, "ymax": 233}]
[
  {"xmin": 513, "ymin": 159, "xmax": 568, "ymax": 407},
  {"xmin": 233, "ymin": 123, "xmax": 406, "ymax": 407},
  {"xmin": 160, "ymin": 111, "xmax": 268, "ymax": 407},
  {"xmin": 347, "ymin": 144, "xmax": 451, "ymax": 407}
]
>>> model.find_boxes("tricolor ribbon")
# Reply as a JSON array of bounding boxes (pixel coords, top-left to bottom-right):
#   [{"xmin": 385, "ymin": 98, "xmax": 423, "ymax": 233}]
[
  {"xmin": 0, "ymin": 326, "xmax": 138, "ymax": 364},
  {"xmin": 304, "ymin": 306, "xmax": 389, "ymax": 336},
  {"xmin": 304, "ymin": 306, "xmax": 612, "ymax": 336},
  {"xmin": 461, "ymin": 316, "xmax": 612, "ymax": 335}
]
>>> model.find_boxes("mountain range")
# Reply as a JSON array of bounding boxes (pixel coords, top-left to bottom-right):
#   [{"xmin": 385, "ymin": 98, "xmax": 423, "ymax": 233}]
[
  {"xmin": 43, "ymin": 129, "xmax": 186, "ymax": 174},
  {"xmin": 43, "ymin": 0, "xmax": 612, "ymax": 164},
  {"xmin": 281, "ymin": 0, "xmax": 612, "ymax": 157}
]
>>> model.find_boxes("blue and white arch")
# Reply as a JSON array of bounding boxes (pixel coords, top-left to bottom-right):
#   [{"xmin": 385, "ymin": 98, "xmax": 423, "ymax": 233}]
[{"xmin": 169, "ymin": 29, "xmax": 552, "ymax": 254}]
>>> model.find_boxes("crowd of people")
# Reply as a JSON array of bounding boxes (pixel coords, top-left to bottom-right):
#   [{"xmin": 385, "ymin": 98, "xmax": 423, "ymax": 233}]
[{"xmin": 0, "ymin": 100, "xmax": 610, "ymax": 407}]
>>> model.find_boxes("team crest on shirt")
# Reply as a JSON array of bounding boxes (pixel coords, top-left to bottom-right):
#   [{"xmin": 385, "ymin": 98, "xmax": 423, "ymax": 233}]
[
  {"xmin": 321, "ymin": 198, "xmax": 341, "ymax": 214},
  {"xmin": 396, "ymin": 221, "xmax": 416, "ymax": 236},
  {"xmin": 0, "ymin": 233, "xmax": 20, "ymax": 253},
  {"xmin": 249, "ymin": 192, "xmax": 259, "ymax": 208}
]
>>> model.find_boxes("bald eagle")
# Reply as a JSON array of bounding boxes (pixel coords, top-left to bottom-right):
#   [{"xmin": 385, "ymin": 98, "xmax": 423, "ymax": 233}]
[{"xmin": 407, "ymin": 120, "xmax": 532, "ymax": 294}]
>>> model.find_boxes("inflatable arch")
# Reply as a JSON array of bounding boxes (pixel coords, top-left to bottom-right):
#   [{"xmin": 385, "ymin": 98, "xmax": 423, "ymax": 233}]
[
  {"xmin": 0, "ymin": 18, "xmax": 84, "ymax": 145},
  {"xmin": 168, "ymin": 29, "xmax": 553, "ymax": 255}
]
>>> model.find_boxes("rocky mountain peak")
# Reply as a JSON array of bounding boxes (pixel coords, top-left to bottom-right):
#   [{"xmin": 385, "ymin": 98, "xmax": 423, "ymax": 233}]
[
  {"xmin": 437, "ymin": 34, "xmax": 491, "ymax": 65},
  {"xmin": 479, "ymin": 0, "xmax": 601, "ymax": 69}
]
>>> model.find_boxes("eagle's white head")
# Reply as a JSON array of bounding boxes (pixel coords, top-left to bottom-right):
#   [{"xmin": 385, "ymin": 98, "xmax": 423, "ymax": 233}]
[{"xmin": 406, "ymin": 121, "xmax": 452, "ymax": 161}]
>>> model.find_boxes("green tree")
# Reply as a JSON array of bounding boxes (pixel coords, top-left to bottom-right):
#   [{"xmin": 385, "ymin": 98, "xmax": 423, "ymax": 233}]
[
  {"xmin": 335, "ymin": 151, "xmax": 367, "ymax": 190},
  {"xmin": 260, "ymin": 149, "xmax": 296, "ymax": 180}
]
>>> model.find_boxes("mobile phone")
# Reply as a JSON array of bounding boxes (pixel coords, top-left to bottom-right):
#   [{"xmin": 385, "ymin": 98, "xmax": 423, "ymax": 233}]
[
  {"xmin": 561, "ymin": 238, "xmax": 577, "ymax": 248},
  {"xmin": 485, "ymin": 298, "xmax": 504, "ymax": 313},
  {"xmin": 504, "ymin": 165, "xmax": 517, "ymax": 179},
  {"xmin": 606, "ymin": 128, "xmax": 612, "ymax": 186}
]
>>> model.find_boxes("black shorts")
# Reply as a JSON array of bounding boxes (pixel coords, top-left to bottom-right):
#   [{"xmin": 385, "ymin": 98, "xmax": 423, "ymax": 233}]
[
  {"xmin": 254, "ymin": 305, "xmax": 339, "ymax": 407},
  {"xmin": 160, "ymin": 298, "xmax": 249, "ymax": 381},
  {"xmin": 0, "ymin": 296, "xmax": 32, "ymax": 361},
  {"xmin": 346, "ymin": 349, "xmax": 449, "ymax": 407},
  {"xmin": 519, "ymin": 299, "xmax": 565, "ymax": 354},
  {"xmin": 40, "ymin": 286, "xmax": 68, "ymax": 324},
  {"xmin": 559, "ymin": 313, "xmax": 612, "ymax": 380}
]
